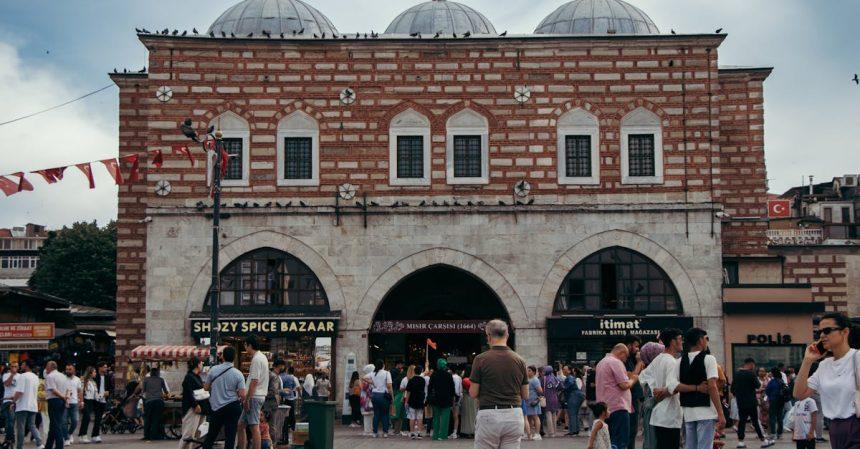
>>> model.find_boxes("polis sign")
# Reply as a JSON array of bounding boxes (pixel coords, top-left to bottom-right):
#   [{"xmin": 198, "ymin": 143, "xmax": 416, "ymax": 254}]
[
  {"xmin": 746, "ymin": 333, "xmax": 792, "ymax": 345},
  {"xmin": 190, "ymin": 318, "xmax": 337, "ymax": 338}
]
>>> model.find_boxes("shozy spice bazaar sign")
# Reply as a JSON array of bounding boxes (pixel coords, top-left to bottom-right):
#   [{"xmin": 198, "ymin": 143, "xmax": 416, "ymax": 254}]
[{"xmin": 190, "ymin": 317, "xmax": 336, "ymax": 338}]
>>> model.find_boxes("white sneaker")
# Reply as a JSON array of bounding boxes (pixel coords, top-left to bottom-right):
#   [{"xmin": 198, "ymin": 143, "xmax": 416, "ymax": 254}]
[
  {"xmin": 737, "ymin": 442, "xmax": 746, "ymax": 448},
  {"xmin": 372, "ymin": 433, "xmax": 378, "ymax": 438},
  {"xmin": 383, "ymin": 433, "xmax": 388, "ymax": 438},
  {"xmin": 80, "ymin": 436, "xmax": 91, "ymax": 444},
  {"xmin": 69, "ymin": 437, "xmax": 75, "ymax": 445},
  {"xmin": 400, "ymin": 431, "xmax": 409, "ymax": 437},
  {"xmin": 449, "ymin": 433, "xmax": 458, "ymax": 439},
  {"xmin": 65, "ymin": 440, "xmax": 72, "ymax": 446},
  {"xmin": 533, "ymin": 435, "xmax": 543, "ymax": 441},
  {"xmin": 92, "ymin": 436, "xmax": 103, "ymax": 444},
  {"xmin": 762, "ymin": 439, "xmax": 775, "ymax": 448}
]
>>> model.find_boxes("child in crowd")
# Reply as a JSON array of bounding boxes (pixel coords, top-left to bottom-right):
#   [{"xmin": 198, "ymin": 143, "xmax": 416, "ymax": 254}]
[
  {"xmin": 791, "ymin": 396, "xmax": 818, "ymax": 449},
  {"xmin": 587, "ymin": 402, "xmax": 611, "ymax": 449},
  {"xmin": 260, "ymin": 411, "xmax": 273, "ymax": 449}
]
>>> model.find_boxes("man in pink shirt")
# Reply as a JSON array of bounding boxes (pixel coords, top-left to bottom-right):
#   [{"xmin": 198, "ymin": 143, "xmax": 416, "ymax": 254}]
[{"xmin": 596, "ymin": 344, "xmax": 642, "ymax": 449}]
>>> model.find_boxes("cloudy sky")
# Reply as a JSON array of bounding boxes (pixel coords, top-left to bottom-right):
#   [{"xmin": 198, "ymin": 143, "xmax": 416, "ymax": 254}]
[{"xmin": 0, "ymin": 0, "xmax": 858, "ymax": 229}]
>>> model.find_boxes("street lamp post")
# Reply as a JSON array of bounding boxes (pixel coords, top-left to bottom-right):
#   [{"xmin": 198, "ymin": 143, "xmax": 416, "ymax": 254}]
[{"xmin": 181, "ymin": 119, "xmax": 223, "ymax": 365}]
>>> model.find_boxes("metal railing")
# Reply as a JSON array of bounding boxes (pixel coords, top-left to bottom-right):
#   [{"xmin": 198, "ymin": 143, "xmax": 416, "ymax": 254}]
[{"xmin": 766, "ymin": 228, "xmax": 824, "ymax": 245}]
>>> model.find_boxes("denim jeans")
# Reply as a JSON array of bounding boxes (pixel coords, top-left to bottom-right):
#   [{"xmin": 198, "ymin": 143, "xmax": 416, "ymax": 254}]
[
  {"xmin": 370, "ymin": 393, "xmax": 390, "ymax": 435},
  {"xmin": 15, "ymin": 411, "xmax": 41, "ymax": 449},
  {"xmin": 63, "ymin": 405, "xmax": 79, "ymax": 441},
  {"xmin": 684, "ymin": 419, "xmax": 716, "ymax": 449},
  {"xmin": 566, "ymin": 393, "xmax": 584, "ymax": 434},
  {"xmin": 45, "ymin": 398, "xmax": 66, "ymax": 449},
  {"xmin": 2, "ymin": 401, "xmax": 15, "ymax": 442},
  {"xmin": 606, "ymin": 410, "xmax": 630, "ymax": 449}
]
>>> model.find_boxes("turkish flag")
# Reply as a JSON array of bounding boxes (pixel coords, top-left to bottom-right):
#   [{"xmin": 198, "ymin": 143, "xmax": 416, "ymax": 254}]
[
  {"xmin": 768, "ymin": 200, "xmax": 791, "ymax": 218},
  {"xmin": 100, "ymin": 158, "xmax": 124, "ymax": 185},
  {"xmin": 0, "ymin": 176, "xmax": 18, "ymax": 196},
  {"xmin": 148, "ymin": 149, "xmax": 164, "ymax": 168},
  {"xmin": 33, "ymin": 167, "xmax": 67, "ymax": 184},
  {"xmin": 122, "ymin": 154, "xmax": 141, "ymax": 183},
  {"xmin": 76, "ymin": 163, "xmax": 96, "ymax": 189},
  {"xmin": 172, "ymin": 145, "xmax": 195, "ymax": 166},
  {"xmin": 11, "ymin": 172, "xmax": 34, "ymax": 192},
  {"xmin": 426, "ymin": 338, "xmax": 437, "ymax": 350}
]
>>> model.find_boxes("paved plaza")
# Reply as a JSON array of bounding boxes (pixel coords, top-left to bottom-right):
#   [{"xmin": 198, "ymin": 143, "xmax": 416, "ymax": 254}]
[{"xmin": 44, "ymin": 426, "xmax": 806, "ymax": 449}]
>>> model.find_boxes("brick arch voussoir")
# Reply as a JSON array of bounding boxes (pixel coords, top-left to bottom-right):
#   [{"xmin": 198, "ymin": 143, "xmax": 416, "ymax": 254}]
[
  {"xmin": 272, "ymin": 101, "xmax": 327, "ymax": 130},
  {"xmin": 379, "ymin": 101, "xmax": 438, "ymax": 131},
  {"xmin": 200, "ymin": 102, "xmax": 256, "ymax": 131},
  {"xmin": 438, "ymin": 100, "xmax": 499, "ymax": 129},
  {"xmin": 550, "ymin": 100, "xmax": 605, "ymax": 127},
  {"xmin": 618, "ymin": 99, "xmax": 670, "ymax": 126}
]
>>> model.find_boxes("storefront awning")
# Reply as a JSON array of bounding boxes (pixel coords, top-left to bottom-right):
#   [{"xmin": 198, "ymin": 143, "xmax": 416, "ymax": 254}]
[{"xmin": 130, "ymin": 345, "xmax": 225, "ymax": 361}]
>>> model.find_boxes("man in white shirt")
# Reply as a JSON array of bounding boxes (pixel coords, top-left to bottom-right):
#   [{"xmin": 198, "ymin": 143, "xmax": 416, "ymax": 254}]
[
  {"xmin": 63, "ymin": 365, "xmax": 82, "ymax": 446},
  {"xmin": 2, "ymin": 362, "xmax": 19, "ymax": 444},
  {"xmin": 676, "ymin": 328, "xmax": 726, "ymax": 449},
  {"xmin": 450, "ymin": 367, "xmax": 463, "ymax": 440},
  {"xmin": 238, "ymin": 335, "xmax": 269, "ymax": 449},
  {"xmin": 44, "ymin": 361, "xmax": 70, "ymax": 449},
  {"xmin": 13, "ymin": 361, "xmax": 42, "ymax": 449},
  {"xmin": 644, "ymin": 328, "xmax": 685, "ymax": 449}
]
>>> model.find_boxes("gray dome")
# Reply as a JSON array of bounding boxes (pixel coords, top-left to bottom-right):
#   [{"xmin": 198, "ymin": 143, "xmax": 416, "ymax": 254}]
[
  {"xmin": 535, "ymin": 0, "xmax": 659, "ymax": 35},
  {"xmin": 208, "ymin": 0, "xmax": 338, "ymax": 36},
  {"xmin": 385, "ymin": 0, "xmax": 497, "ymax": 36}
]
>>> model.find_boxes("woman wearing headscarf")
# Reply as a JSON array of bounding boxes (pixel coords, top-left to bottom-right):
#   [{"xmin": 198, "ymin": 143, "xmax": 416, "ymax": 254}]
[
  {"xmin": 541, "ymin": 366, "xmax": 562, "ymax": 438},
  {"xmin": 427, "ymin": 359, "xmax": 455, "ymax": 441},
  {"xmin": 458, "ymin": 367, "xmax": 477, "ymax": 437},
  {"xmin": 360, "ymin": 364, "xmax": 375, "ymax": 436},
  {"xmin": 636, "ymin": 341, "xmax": 665, "ymax": 449}
]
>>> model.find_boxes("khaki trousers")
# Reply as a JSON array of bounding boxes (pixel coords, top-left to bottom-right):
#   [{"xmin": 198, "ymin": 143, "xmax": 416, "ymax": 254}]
[{"xmin": 474, "ymin": 408, "xmax": 524, "ymax": 449}]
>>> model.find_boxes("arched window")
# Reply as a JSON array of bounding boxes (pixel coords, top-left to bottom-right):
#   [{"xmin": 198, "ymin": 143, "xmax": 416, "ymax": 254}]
[
  {"xmin": 214, "ymin": 248, "xmax": 329, "ymax": 312},
  {"xmin": 210, "ymin": 111, "xmax": 250, "ymax": 186},
  {"xmin": 557, "ymin": 108, "xmax": 600, "ymax": 185},
  {"xmin": 446, "ymin": 109, "xmax": 489, "ymax": 185},
  {"xmin": 277, "ymin": 111, "xmax": 320, "ymax": 186},
  {"xmin": 554, "ymin": 247, "xmax": 681, "ymax": 314},
  {"xmin": 389, "ymin": 109, "xmax": 432, "ymax": 186},
  {"xmin": 620, "ymin": 107, "xmax": 663, "ymax": 185}
]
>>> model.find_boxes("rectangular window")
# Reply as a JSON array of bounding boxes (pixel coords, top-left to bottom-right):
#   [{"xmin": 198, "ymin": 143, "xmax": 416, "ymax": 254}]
[
  {"xmin": 841, "ymin": 207, "xmax": 851, "ymax": 223},
  {"xmin": 565, "ymin": 135, "xmax": 592, "ymax": 177},
  {"xmin": 453, "ymin": 135, "xmax": 482, "ymax": 178},
  {"xmin": 221, "ymin": 138, "xmax": 244, "ymax": 181},
  {"xmin": 723, "ymin": 261, "xmax": 739, "ymax": 285},
  {"xmin": 823, "ymin": 207, "xmax": 833, "ymax": 223},
  {"xmin": 628, "ymin": 134, "xmax": 655, "ymax": 177},
  {"xmin": 284, "ymin": 137, "xmax": 313, "ymax": 180},
  {"xmin": 396, "ymin": 136, "xmax": 424, "ymax": 179}
]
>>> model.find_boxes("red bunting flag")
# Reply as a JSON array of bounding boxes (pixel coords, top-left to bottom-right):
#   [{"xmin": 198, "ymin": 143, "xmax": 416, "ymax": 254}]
[
  {"xmin": 172, "ymin": 145, "xmax": 195, "ymax": 166},
  {"xmin": 220, "ymin": 148, "xmax": 231, "ymax": 178},
  {"xmin": 0, "ymin": 176, "xmax": 18, "ymax": 196},
  {"xmin": 76, "ymin": 163, "xmax": 96, "ymax": 189},
  {"xmin": 11, "ymin": 172, "xmax": 33, "ymax": 192},
  {"xmin": 122, "ymin": 154, "xmax": 140, "ymax": 183},
  {"xmin": 33, "ymin": 167, "xmax": 66, "ymax": 184},
  {"xmin": 100, "ymin": 158, "xmax": 124, "ymax": 185},
  {"xmin": 426, "ymin": 338, "xmax": 438, "ymax": 350},
  {"xmin": 148, "ymin": 149, "xmax": 164, "ymax": 168}
]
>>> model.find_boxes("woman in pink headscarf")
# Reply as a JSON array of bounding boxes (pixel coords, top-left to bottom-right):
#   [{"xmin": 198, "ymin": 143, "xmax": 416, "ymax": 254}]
[
  {"xmin": 637, "ymin": 342, "xmax": 666, "ymax": 449},
  {"xmin": 541, "ymin": 365, "xmax": 562, "ymax": 438}
]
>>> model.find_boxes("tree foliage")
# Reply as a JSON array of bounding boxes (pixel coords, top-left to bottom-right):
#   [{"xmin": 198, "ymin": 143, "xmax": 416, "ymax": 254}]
[{"xmin": 29, "ymin": 221, "xmax": 117, "ymax": 310}]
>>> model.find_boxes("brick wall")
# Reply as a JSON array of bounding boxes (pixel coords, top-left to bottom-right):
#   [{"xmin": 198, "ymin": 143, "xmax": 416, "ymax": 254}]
[{"xmin": 780, "ymin": 249, "xmax": 860, "ymax": 312}]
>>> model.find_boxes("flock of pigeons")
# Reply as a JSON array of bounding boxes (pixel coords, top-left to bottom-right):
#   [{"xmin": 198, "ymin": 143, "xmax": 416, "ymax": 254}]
[
  {"xmin": 196, "ymin": 197, "xmax": 536, "ymax": 211},
  {"xmin": 134, "ymin": 27, "xmax": 508, "ymax": 40}
]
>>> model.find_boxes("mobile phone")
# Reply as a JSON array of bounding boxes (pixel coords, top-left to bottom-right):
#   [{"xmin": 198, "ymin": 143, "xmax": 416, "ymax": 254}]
[{"xmin": 815, "ymin": 340, "xmax": 825, "ymax": 354}]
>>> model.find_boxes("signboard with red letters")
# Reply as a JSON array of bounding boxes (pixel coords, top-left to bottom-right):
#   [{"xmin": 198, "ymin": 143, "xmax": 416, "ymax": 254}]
[
  {"xmin": 0, "ymin": 323, "xmax": 55, "ymax": 340},
  {"xmin": 767, "ymin": 200, "xmax": 792, "ymax": 218}
]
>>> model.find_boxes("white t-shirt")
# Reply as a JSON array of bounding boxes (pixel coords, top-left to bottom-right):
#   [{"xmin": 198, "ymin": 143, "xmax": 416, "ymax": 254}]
[
  {"xmin": 247, "ymin": 351, "xmax": 270, "ymax": 398},
  {"xmin": 303, "ymin": 374, "xmax": 315, "ymax": 393},
  {"xmin": 641, "ymin": 353, "xmax": 682, "ymax": 429},
  {"xmin": 452, "ymin": 374, "xmax": 463, "ymax": 398},
  {"xmin": 371, "ymin": 369, "xmax": 392, "ymax": 393},
  {"xmin": 792, "ymin": 397, "xmax": 818, "ymax": 440},
  {"xmin": 399, "ymin": 377, "xmax": 408, "ymax": 391},
  {"xmin": 680, "ymin": 351, "xmax": 718, "ymax": 422},
  {"xmin": 2, "ymin": 373, "xmax": 17, "ymax": 403},
  {"xmin": 83, "ymin": 378, "xmax": 97, "ymax": 400},
  {"xmin": 807, "ymin": 349, "xmax": 858, "ymax": 419},
  {"xmin": 67, "ymin": 375, "xmax": 82, "ymax": 404},
  {"xmin": 14, "ymin": 372, "xmax": 39, "ymax": 413},
  {"xmin": 44, "ymin": 370, "xmax": 69, "ymax": 400}
]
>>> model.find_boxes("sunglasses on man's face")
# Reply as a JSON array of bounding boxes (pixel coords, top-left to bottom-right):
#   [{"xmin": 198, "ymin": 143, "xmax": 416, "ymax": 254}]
[{"xmin": 819, "ymin": 326, "xmax": 844, "ymax": 335}]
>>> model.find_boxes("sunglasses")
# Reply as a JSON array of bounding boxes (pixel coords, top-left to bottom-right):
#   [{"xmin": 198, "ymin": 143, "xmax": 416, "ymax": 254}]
[{"xmin": 819, "ymin": 326, "xmax": 844, "ymax": 335}]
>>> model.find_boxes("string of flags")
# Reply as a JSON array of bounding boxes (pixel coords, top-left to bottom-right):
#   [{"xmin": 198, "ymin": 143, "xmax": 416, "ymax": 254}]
[{"xmin": 0, "ymin": 143, "xmax": 231, "ymax": 197}]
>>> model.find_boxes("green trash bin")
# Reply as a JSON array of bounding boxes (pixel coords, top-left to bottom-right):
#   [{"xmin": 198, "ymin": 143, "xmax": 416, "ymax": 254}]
[{"xmin": 304, "ymin": 400, "xmax": 338, "ymax": 449}]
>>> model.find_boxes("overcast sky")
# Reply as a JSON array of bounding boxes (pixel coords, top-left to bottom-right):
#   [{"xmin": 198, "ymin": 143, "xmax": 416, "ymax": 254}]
[{"xmin": 1, "ymin": 0, "xmax": 858, "ymax": 229}]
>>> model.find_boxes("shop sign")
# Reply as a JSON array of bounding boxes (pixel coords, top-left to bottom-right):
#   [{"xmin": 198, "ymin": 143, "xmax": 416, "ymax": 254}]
[
  {"xmin": 190, "ymin": 318, "xmax": 337, "ymax": 338},
  {"xmin": 746, "ymin": 333, "xmax": 792, "ymax": 345},
  {"xmin": 547, "ymin": 316, "xmax": 694, "ymax": 339},
  {"xmin": 0, "ymin": 323, "xmax": 54, "ymax": 340},
  {"xmin": 0, "ymin": 340, "xmax": 50, "ymax": 350},
  {"xmin": 371, "ymin": 320, "xmax": 488, "ymax": 334}
]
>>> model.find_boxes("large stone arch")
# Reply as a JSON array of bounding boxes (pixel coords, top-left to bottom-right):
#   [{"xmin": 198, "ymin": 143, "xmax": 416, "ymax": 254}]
[
  {"xmin": 350, "ymin": 248, "xmax": 529, "ymax": 331},
  {"xmin": 535, "ymin": 230, "xmax": 702, "ymax": 320},
  {"xmin": 184, "ymin": 230, "xmax": 347, "ymax": 320}
]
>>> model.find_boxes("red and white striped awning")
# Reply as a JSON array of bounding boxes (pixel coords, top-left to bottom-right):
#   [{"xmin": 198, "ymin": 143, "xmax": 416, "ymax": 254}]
[{"xmin": 130, "ymin": 345, "xmax": 225, "ymax": 361}]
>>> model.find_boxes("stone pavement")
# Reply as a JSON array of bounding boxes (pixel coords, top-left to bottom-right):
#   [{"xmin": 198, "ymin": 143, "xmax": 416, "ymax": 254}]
[{"xmin": 49, "ymin": 426, "xmax": 806, "ymax": 449}]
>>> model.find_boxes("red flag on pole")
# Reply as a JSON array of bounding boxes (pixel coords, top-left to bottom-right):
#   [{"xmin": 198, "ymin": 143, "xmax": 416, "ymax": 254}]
[
  {"xmin": 220, "ymin": 148, "xmax": 230, "ymax": 178},
  {"xmin": 767, "ymin": 200, "xmax": 791, "ymax": 218},
  {"xmin": 172, "ymin": 145, "xmax": 195, "ymax": 166},
  {"xmin": 426, "ymin": 338, "xmax": 437, "ymax": 350},
  {"xmin": 11, "ymin": 172, "xmax": 33, "ymax": 192},
  {"xmin": 122, "ymin": 154, "xmax": 140, "ymax": 183},
  {"xmin": 0, "ymin": 176, "xmax": 18, "ymax": 196},
  {"xmin": 100, "ymin": 159, "xmax": 124, "ymax": 185},
  {"xmin": 76, "ymin": 163, "xmax": 96, "ymax": 189},
  {"xmin": 148, "ymin": 149, "xmax": 164, "ymax": 168},
  {"xmin": 33, "ymin": 167, "xmax": 66, "ymax": 184}
]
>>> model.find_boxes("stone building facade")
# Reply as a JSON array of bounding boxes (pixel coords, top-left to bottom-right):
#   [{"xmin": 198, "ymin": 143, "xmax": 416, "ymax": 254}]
[{"xmin": 111, "ymin": 0, "xmax": 775, "ymax": 390}]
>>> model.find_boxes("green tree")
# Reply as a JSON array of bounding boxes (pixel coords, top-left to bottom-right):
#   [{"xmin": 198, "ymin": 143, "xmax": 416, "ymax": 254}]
[{"xmin": 29, "ymin": 221, "xmax": 117, "ymax": 310}]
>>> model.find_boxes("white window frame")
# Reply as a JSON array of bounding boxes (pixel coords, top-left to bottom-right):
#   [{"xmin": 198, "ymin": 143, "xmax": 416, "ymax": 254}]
[
  {"xmin": 557, "ymin": 109, "xmax": 600, "ymax": 185},
  {"xmin": 446, "ymin": 109, "xmax": 489, "ymax": 185},
  {"xmin": 389, "ymin": 109, "xmax": 432, "ymax": 186},
  {"xmin": 620, "ymin": 108, "xmax": 664, "ymax": 185},
  {"xmin": 277, "ymin": 111, "xmax": 320, "ymax": 187},
  {"xmin": 208, "ymin": 112, "xmax": 250, "ymax": 187}
]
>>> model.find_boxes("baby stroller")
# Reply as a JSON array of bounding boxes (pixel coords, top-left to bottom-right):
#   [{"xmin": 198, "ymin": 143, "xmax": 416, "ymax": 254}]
[{"xmin": 101, "ymin": 397, "xmax": 141, "ymax": 435}]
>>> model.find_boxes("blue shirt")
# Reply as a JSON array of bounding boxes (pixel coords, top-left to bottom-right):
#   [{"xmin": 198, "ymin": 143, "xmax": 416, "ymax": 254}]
[{"xmin": 206, "ymin": 363, "xmax": 245, "ymax": 412}]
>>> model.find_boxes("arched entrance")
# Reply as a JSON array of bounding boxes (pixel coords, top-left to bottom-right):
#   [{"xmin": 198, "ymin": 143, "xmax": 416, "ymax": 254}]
[{"xmin": 369, "ymin": 265, "xmax": 513, "ymax": 367}]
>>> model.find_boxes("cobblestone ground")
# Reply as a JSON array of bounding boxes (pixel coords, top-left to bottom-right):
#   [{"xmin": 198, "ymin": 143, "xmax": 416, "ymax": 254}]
[{"xmin": 45, "ymin": 426, "xmax": 807, "ymax": 449}]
